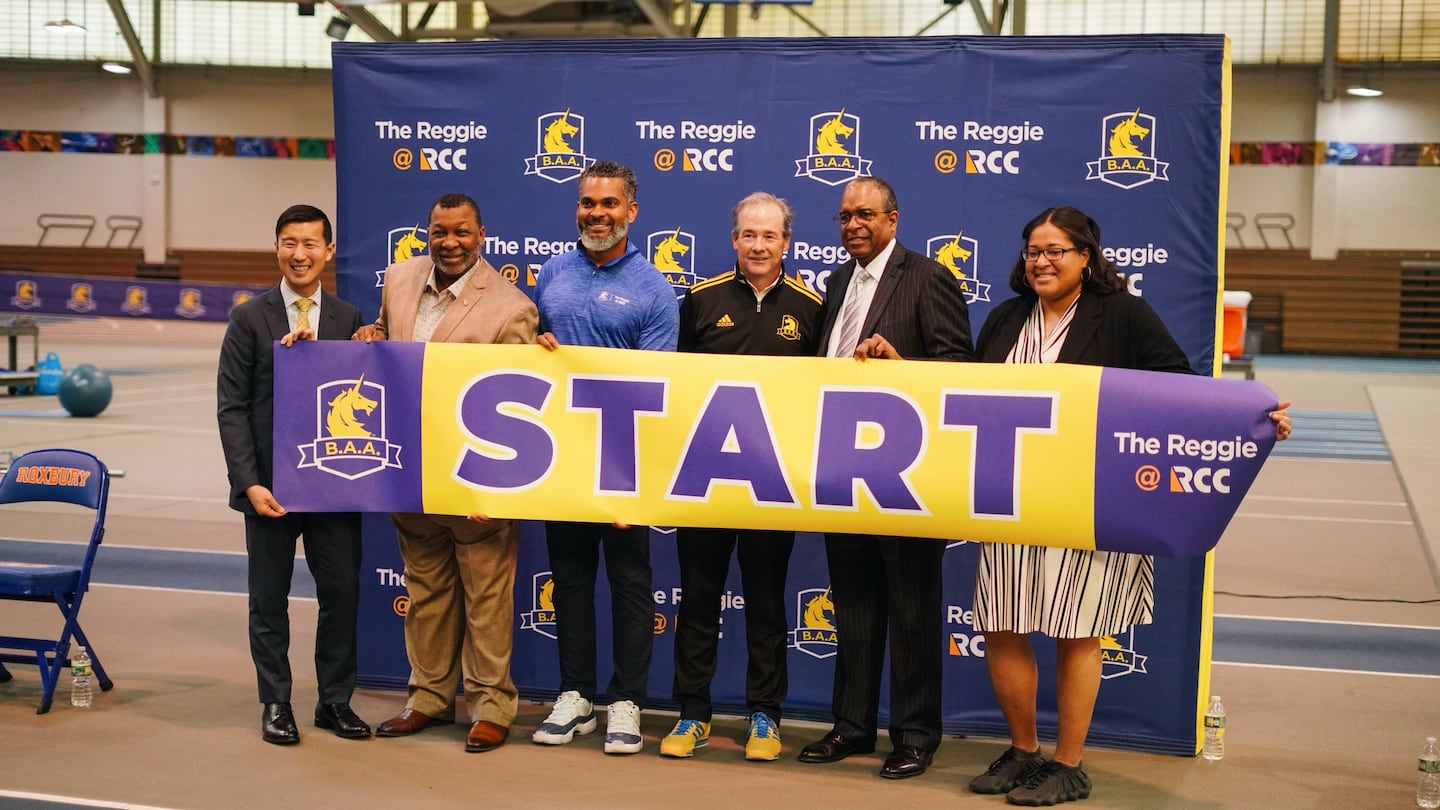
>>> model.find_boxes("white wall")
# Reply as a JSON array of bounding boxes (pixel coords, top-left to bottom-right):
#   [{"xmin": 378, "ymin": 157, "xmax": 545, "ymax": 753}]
[
  {"xmin": 1225, "ymin": 66, "xmax": 1440, "ymax": 253},
  {"xmin": 1, "ymin": 60, "xmax": 1437, "ymax": 253},
  {"xmin": 0, "ymin": 64, "xmax": 335, "ymax": 251}
]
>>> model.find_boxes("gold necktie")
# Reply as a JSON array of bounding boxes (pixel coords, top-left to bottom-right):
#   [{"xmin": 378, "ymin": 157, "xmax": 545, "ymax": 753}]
[{"xmin": 295, "ymin": 298, "xmax": 314, "ymax": 332}]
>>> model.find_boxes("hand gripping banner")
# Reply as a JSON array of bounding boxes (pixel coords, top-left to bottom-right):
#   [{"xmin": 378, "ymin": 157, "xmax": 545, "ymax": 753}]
[{"xmin": 273, "ymin": 341, "xmax": 1278, "ymax": 557}]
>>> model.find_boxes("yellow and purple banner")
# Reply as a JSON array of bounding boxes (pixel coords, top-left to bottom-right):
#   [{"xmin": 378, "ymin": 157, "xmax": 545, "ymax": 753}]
[{"xmin": 274, "ymin": 340, "xmax": 1279, "ymax": 558}]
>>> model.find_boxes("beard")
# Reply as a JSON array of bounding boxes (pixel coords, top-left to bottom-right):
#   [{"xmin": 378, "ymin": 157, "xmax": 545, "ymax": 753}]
[{"xmin": 578, "ymin": 217, "xmax": 629, "ymax": 254}]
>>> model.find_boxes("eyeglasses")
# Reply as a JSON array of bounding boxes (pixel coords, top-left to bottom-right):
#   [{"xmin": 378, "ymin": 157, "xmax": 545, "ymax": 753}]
[
  {"xmin": 1021, "ymin": 246, "xmax": 1082, "ymax": 262},
  {"xmin": 834, "ymin": 209, "xmax": 892, "ymax": 226}
]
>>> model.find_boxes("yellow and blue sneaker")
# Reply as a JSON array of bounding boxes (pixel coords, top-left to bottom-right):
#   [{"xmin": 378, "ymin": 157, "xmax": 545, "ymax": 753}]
[
  {"xmin": 659, "ymin": 718, "xmax": 710, "ymax": 758},
  {"xmin": 744, "ymin": 711, "xmax": 782, "ymax": 761}
]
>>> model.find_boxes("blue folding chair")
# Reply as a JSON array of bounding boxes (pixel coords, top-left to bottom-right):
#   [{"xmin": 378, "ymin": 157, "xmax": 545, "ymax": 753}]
[{"xmin": 0, "ymin": 448, "xmax": 114, "ymax": 713}]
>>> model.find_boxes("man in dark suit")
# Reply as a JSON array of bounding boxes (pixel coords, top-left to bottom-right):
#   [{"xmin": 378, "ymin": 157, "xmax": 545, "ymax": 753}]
[
  {"xmin": 797, "ymin": 176, "xmax": 973, "ymax": 779},
  {"xmin": 217, "ymin": 204, "xmax": 369, "ymax": 745}
]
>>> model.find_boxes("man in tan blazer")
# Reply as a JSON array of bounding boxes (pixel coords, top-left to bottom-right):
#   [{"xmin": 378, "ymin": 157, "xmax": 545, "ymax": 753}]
[{"xmin": 354, "ymin": 192, "xmax": 538, "ymax": 753}]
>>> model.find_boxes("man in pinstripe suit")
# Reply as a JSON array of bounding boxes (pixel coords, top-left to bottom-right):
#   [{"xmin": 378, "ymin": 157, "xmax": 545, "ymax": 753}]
[{"xmin": 796, "ymin": 176, "xmax": 973, "ymax": 779}]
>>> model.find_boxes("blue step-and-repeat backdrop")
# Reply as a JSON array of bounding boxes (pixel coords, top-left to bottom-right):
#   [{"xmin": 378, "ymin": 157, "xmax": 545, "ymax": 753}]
[{"xmin": 333, "ymin": 34, "xmax": 1230, "ymax": 755}]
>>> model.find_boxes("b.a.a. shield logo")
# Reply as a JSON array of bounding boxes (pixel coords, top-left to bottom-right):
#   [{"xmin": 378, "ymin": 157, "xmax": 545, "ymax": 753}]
[
  {"xmin": 1086, "ymin": 108, "xmax": 1171, "ymax": 190},
  {"xmin": 176, "ymin": 288, "xmax": 206, "ymax": 318},
  {"xmin": 66, "ymin": 283, "xmax": 96, "ymax": 313},
  {"xmin": 647, "ymin": 227, "xmax": 696, "ymax": 298},
  {"xmin": 1099, "ymin": 629, "xmax": 1149, "ymax": 680},
  {"xmin": 297, "ymin": 374, "xmax": 404, "ymax": 481},
  {"xmin": 121, "ymin": 285, "xmax": 150, "ymax": 315},
  {"xmin": 380, "ymin": 225, "xmax": 428, "ymax": 287},
  {"xmin": 788, "ymin": 586, "xmax": 838, "ymax": 659},
  {"xmin": 519, "ymin": 571, "xmax": 558, "ymax": 639},
  {"xmin": 795, "ymin": 110, "xmax": 872, "ymax": 186},
  {"xmin": 926, "ymin": 231, "xmax": 991, "ymax": 305},
  {"xmin": 524, "ymin": 109, "xmax": 596, "ymax": 184},
  {"xmin": 10, "ymin": 280, "xmax": 40, "ymax": 310}
]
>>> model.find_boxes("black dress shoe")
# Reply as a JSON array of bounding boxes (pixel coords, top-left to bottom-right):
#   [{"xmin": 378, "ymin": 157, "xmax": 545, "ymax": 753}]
[
  {"xmin": 315, "ymin": 703, "xmax": 373, "ymax": 739},
  {"xmin": 797, "ymin": 730, "xmax": 876, "ymax": 763},
  {"xmin": 879, "ymin": 744, "xmax": 934, "ymax": 779},
  {"xmin": 262, "ymin": 702, "xmax": 299, "ymax": 745}
]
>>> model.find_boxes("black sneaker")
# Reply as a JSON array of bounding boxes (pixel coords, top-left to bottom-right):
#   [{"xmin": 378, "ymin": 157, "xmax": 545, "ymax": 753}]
[
  {"xmin": 970, "ymin": 746, "xmax": 1048, "ymax": 794},
  {"xmin": 1005, "ymin": 760, "xmax": 1092, "ymax": 806}
]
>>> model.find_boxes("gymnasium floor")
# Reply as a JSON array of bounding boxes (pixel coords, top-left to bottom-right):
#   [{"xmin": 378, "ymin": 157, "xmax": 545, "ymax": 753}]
[{"xmin": 1, "ymin": 316, "xmax": 1437, "ymax": 810}]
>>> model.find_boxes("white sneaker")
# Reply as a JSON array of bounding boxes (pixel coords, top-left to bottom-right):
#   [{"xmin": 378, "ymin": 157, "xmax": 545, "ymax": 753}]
[
  {"xmin": 603, "ymin": 700, "xmax": 643, "ymax": 754},
  {"xmin": 532, "ymin": 690, "xmax": 597, "ymax": 745}
]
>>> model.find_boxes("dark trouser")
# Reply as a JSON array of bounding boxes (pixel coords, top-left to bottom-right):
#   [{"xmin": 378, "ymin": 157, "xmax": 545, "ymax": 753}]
[
  {"xmin": 245, "ymin": 511, "xmax": 362, "ymax": 705},
  {"xmin": 545, "ymin": 521, "xmax": 653, "ymax": 706},
  {"xmin": 671, "ymin": 528, "xmax": 795, "ymax": 723},
  {"xmin": 824, "ymin": 532, "xmax": 945, "ymax": 752}
]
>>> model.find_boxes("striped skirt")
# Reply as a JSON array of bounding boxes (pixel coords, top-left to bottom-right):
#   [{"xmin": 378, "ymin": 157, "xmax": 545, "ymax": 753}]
[{"xmin": 972, "ymin": 543, "xmax": 1154, "ymax": 639}]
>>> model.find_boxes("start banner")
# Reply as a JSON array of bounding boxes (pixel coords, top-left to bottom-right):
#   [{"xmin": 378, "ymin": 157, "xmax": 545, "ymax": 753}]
[{"xmin": 273, "ymin": 340, "xmax": 1277, "ymax": 557}]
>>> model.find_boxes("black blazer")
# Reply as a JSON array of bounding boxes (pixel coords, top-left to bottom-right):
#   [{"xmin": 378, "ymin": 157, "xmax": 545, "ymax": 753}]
[
  {"xmin": 975, "ymin": 289, "xmax": 1194, "ymax": 373},
  {"xmin": 816, "ymin": 240, "xmax": 973, "ymax": 361},
  {"xmin": 217, "ymin": 284, "xmax": 363, "ymax": 513}
]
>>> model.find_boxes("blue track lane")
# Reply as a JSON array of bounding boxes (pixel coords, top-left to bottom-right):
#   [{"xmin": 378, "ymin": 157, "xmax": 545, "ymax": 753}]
[
  {"xmin": 0, "ymin": 537, "xmax": 315, "ymax": 599},
  {"xmin": 2, "ymin": 538, "xmax": 1435, "ymax": 677}
]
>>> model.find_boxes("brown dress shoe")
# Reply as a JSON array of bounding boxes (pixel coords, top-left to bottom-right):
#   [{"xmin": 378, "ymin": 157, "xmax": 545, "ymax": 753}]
[
  {"xmin": 376, "ymin": 708, "xmax": 452, "ymax": 737},
  {"xmin": 465, "ymin": 720, "xmax": 509, "ymax": 753}
]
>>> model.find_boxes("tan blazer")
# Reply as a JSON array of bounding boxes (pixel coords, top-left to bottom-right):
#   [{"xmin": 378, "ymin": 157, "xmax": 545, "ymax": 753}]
[{"xmin": 375, "ymin": 254, "xmax": 537, "ymax": 345}]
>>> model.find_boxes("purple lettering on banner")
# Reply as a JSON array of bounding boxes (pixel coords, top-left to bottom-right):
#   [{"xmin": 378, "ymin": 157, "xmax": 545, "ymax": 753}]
[
  {"xmin": 455, "ymin": 371, "xmax": 556, "ymax": 490},
  {"xmin": 813, "ymin": 388, "xmax": 926, "ymax": 513},
  {"xmin": 569, "ymin": 376, "xmax": 667, "ymax": 495},
  {"xmin": 669, "ymin": 384, "xmax": 797, "ymax": 505},
  {"xmin": 1092, "ymin": 367, "xmax": 1276, "ymax": 556},
  {"xmin": 272, "ymin": 340, "xmax": 425, "ymax": 512},
  {"xmin": 941, "ymin": 392, "xmax": 1057, "ymax": 519}
]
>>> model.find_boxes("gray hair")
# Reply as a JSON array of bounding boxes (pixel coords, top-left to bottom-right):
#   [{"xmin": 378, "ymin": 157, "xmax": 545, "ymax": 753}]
[{"xmin": 730, "ymin": 191, "xmax": 794, "ymax": 237}]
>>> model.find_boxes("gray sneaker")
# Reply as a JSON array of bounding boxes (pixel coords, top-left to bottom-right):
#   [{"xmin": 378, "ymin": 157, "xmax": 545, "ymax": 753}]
[
  {"xmin": 1005, "ymin": 760, "xmax": 1092, "ymax": 806},
  {"xmin": 969, "ymin": 746, "xmax": 1047, "ymax": 794}
]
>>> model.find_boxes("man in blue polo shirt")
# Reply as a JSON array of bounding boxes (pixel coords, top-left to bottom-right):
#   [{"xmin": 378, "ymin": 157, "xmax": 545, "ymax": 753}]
[{"xmin": 531, "ymin": 161, "xmax": 679, "ymax": 755}]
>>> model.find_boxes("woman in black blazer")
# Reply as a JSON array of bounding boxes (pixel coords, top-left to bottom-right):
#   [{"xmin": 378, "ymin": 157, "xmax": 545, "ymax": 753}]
[{"xmin": 965, "ymin": 207, "xmax": 1292, "ymax": 806}]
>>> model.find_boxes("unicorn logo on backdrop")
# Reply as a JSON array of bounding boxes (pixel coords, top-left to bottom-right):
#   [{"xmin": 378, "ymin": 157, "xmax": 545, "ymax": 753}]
[
  {"xmin": 10, "ymin": 280, "xmax": 40, "ymax": 310},
  {"xmin": 647, "ymin": 228, "xmax": 696, "ymax": 299},
  {"xmin": 298, "ymin": 376, "xmax": 403, "ymax": 481},
  {"xmin": 66, "ymin": 283, "xmax": 96, "ymax": 313},
  {"xmin": 795, "ymin": 110, "xmax": 872, "ymax": 186},
  {"xmin": 1086, "ymin": 108, "xmax": 1170, "ymax": 190},
  {"xmin": 379, "ymin": 225, "xmax": 429, "ymax": 287},
  {"xmin": 789, "ymin": 586, "xmax": 838, "ymax": 659},
  {"xmin": 121, "ymin": 285, "xmax": 150, "ymax": 315},
  {"xmin": 391, "ymin": 225, "xmax": 427, "ymax": 265},
  {"xmin": 1108, "ymin": 109, "xmax": 1149, "ymax": 157},
  {"xmin": 519, "ymin": 572, "xmax": 558, "ymax": 639},
  {"xmin": 176, "ymin": 288, "xmax": 206, "ymax": 318},
  {"xmin": 525, "ymin": 109, "xmax": 596, "ymax": 184},
  {"xmin": 926, "ymin": 230, "xmax": 991, "ymax": 304}
]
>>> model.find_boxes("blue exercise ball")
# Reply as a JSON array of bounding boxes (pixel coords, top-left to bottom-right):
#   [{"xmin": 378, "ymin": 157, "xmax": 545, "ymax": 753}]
[{"xmin": 57, "ymin": 364, "xmax": 113, "ymax": 418}]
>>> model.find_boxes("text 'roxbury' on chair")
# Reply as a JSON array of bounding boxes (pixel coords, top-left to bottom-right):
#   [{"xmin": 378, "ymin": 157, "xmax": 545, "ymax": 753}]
[{"xmin": 0, "ymin": 448, "xmax": 115, "ymax": 713}]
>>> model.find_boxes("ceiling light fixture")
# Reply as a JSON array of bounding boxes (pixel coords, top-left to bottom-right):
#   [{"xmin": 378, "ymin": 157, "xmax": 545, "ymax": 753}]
[
  {"xmin": 325, "ymin": 16, "xmax": 352, "ymax": 40},
  {"xmin": 1345, "ymin": 84, "xmax": 1383, "ymax": 97},
  {"xmin": 101, "ymin": 61, "xmax": 133, "ymax": 75},
  {"xmin": 44, "ymin": 18, "xmax": 87, "ymax": 34}
]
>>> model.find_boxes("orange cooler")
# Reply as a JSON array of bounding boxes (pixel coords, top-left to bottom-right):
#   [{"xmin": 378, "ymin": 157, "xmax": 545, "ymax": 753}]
[{"xmin": 1221, "ymin": 290, "xmax": 1252, "ymax": 359}]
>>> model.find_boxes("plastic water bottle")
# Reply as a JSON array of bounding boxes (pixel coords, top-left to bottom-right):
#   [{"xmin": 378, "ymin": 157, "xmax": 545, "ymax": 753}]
[
  {"xmin": 1201, "ymin": 695, "xmax": 1225, "ymax": 760},
  {"xmin": 70, "ymin": 645, "xmax": 92, "ymax": 708},
  {"xmin": 1418, "ymin": 737, "xmax": 1440, "ymax": 809}
]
